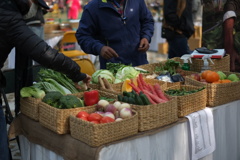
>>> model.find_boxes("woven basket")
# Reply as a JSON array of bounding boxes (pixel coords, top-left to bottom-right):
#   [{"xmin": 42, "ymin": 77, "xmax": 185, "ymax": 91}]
[
  {"xmin": 100, "ymin": 78, "xmax": 170, "ymax": 95},
  {"xmin": 69, "ymin": 110, "xmax": 138, "ymax": 147},
  {"xmin": 39, "ymin": 90, "xmax": 117, "ymax": 134},
  {"xmin": 131, "ymin": 96, "xmax": 178, "ymax": 132},
  {"xmin": 185, "ymin": 71, "xmax": 240, "ymax": 107},
  {"xmin": 39, "ymin": 102, "xmax": 96, "ymax": 134},
  {"xmin": 20, "ymin": 97, "xmax": 42, "ymax": 121},
  {"xmin": 172, "ymin": 54, "xmax": 230, "ymax": 72},
  {"xmin": 164, "ymin": 85, "xmax": 207, "ymax": 117}
]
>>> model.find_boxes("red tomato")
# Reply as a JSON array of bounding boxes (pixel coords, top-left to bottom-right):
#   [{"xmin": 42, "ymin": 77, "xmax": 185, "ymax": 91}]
[
  {"xmin": 79, "ymin": 116, "xmax": 88, "ymax": 121},
  {"xmin": 87, "ymin": 113, "xmax": 103, "ymax": 122},
  {"xmin": 76, "ymin": 111, "xmax": 89, "ymax": 118},
  {"xmin": 91, "ymin": 121, "xmax": 100, "ymax": 124},
  {"xmin": 100, "ymin": 116, "xmax": 115, "ymax": 124}
]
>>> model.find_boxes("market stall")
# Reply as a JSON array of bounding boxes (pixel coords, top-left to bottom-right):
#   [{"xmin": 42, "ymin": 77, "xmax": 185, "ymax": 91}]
[
  {"xmin": 9, "ymin": 99, "xmax": 240, "ymax": 160},
  {"xmin": 9, "ymin": 53, "xmax": 240, "ymax": 160}
]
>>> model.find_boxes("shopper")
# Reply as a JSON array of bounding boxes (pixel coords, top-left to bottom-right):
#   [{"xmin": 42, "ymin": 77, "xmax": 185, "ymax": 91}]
[
  {"xmin": 0, "ymin": 0, "xmax": 90, "ymax": 159},
  {"xmin": 66, "ymin": 0, "xmax": 82, "ymax": 19},
  {"xmin": 162, "ymin": 0, "xmax": 194, "ymax": 59},
  {"xmin": 223, "ymin": 0, "xmax": 240, "ymax": 72},
  {"xmin": 76, "ymin": 0, "xmax": 154, "ymax": 69}
]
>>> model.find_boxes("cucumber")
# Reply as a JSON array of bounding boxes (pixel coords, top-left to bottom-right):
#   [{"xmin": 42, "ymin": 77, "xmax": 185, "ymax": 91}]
[
  {"xmin": 135, "ymin": 95, "xmax": 144, "ymax": 105},
  {"xmin": 140, "ymin": 93, "xmax": 151, "ymax": 105},
  {"xmin": 118, "ymin": 95, "xmax": 123, "ymax": 101}
]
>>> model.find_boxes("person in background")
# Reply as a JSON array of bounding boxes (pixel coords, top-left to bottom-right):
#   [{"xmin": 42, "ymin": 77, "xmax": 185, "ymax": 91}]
[
  {"xmin": 223, "ymin": 0, "xmax": 240, "ymax": 72},
  {"xmin": 0, "ymin": 0, "xmax": 91, "ymax": 159},
  {"xmin": 23, "ymin": 0, "xmax": 53, "ymax": 39},
  {"xmin": 66, "ymin": 0, "xmax": 82, "ymax": 19},
  {"xmin": 162, "ymin": 0, "xmax": 194, "ymax": 59},
  {"xmin": 76, "ymin": 0, "xmax": 154, "ymax": 69}
]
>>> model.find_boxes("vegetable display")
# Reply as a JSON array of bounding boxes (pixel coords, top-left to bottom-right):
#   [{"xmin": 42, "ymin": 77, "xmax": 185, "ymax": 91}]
[
  {"xmin": 42, "ymin": 91, "xmax": 84, "ymax": 109},
  {"xmin": 165, "ymin": 87, "xmax": 205, "ymax": 96},
  {"xmin": 75, "ymin": 100, "xmax": 134, "ymax": 124},
  {"xmin": 118, "ymin": 73, "xmax": 169, "ymax": 105}
]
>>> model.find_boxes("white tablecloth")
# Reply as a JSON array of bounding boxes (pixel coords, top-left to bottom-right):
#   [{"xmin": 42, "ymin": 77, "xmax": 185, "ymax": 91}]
[{"xmin": 19, "ymin": 100, "xmax": 240, "ymax": 160}]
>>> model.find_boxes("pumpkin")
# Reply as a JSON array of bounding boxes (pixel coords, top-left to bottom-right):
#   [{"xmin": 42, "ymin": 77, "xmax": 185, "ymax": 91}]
[
  {"xmin": 121, "ymin": 79, "xmax": 132, "ymax": 92},
  {"xmin": 205, "ymin": 71, "xmax": 220, "ymax": 83}
]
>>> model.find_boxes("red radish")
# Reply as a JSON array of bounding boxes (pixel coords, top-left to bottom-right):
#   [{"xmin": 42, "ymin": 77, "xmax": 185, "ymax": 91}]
[{"xmin": 153, "ymin": 84, "xmax": 169, "ymax": 101}]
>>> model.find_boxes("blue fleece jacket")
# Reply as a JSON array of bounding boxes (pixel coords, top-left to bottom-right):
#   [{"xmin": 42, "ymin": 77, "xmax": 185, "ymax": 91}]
[{"xmin": 76, "ymin": 0, "xmax": 154, "ymax": 69}]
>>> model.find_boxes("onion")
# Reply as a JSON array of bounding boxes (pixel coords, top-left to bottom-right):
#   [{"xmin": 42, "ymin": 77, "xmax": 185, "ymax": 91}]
[
  {"xmin": 95, "ymin": 111, "xmax": 105, "ymax": 117},
  {"xmin": 97, "ymin": 99, "xmax": 109, "ymax": 110},
  {"xmin": 113, "ymin": 101, "xmax": 121, "ymax": 110},
  {"xmin": 118, "ymin": 103, "xmax": 131, "ymax": 111},
  {"xmin": 120, "ymin": 108, "xmax": 132, "ymax": 119},
  {"xmin": 115, "ymin": 118, "xmax": 123, "ymax": 122},
  {"xmin": 104, "ymin": 112, "xmax": 115, "ymax": 119},
  {"xmin": 105, "ymin": 104, "xmax": 117, "ymax": 114}
]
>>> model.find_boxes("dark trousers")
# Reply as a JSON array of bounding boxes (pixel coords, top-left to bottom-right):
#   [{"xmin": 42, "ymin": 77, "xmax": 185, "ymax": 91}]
[
  {"xmin": 167, "ymin": 36, "xmax": 191, "ymax": 59},
  {"xmin": 0, "ymin": 105, "xmax": 11, "ymax": 160}
]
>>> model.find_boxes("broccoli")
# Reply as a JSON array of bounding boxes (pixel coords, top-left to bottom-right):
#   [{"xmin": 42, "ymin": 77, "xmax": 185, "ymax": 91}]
[
  {"xmin": 58, "ymin": 95, "xmax": 84, "ymax": 109},
  {"xmin": 42, "ymin": 91, "xmax": 63, "ymax": 108}
]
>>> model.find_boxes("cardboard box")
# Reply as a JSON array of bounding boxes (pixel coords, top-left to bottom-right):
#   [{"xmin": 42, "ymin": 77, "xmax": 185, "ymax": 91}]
[{"xmin": 158, "ymin": 42, "xmax": 168, "ymax": 54}]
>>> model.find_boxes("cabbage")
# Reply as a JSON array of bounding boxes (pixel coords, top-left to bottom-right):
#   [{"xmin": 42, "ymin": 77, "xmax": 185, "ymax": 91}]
[
  {"xmin": 114, "ymin": 66, "xmax": 140, "ymax": 83},
  {"xmin": 92, "ymin": 69, "xmax": 115, "ymax": 84}
]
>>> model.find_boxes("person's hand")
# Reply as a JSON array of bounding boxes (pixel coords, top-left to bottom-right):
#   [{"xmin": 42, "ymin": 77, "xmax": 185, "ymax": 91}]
[
  {"xmin": 138, "ymin": 38, "xmax": 149, "ymax": 52},
  {"xmin": 100, "ymin": 46, "xmax": 119, "ymax": 60},
  {"xmin": 74, "ymin": 74, "xmax": 91, "ymax": 90}
]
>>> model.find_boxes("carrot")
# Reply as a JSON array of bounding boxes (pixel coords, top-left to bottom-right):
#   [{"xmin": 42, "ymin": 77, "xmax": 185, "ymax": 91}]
[
  {"xmin": 143, "ymin": 89, "xmax": 166, "ymax": 103},
  {"xmin": 153, "ymin": 84, "xmax": 169, "ymax": 101},
  {"xmin": 142, "ymin": 90, "xmax": 156, "ymax": 104},
  {"xmin": 128, "ymin": 83, "xmax": 141, "ymax": 93},
  {"xmin": 139, "ymin": 73, "xmax": 148, "ymax": 89},
  {"xmin": 137, "ymin": 77, "xmax": 144, "ymax": 91}
]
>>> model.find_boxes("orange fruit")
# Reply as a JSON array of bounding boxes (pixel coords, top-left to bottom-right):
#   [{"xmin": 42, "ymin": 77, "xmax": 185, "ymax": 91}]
[
  {"xmin": 205, "ymin": 71, "xmax": 220, "ymax": 83},
  {"xmin": 201, "ymin": 70, "xmax": 212, "ymax": 79}
]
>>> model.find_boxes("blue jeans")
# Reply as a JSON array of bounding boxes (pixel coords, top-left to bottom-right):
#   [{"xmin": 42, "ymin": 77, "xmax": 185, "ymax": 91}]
[
  {"xmin": 0, "ymin": 105, "xmax": 11, "ymax": 160},
  {"xmin": 167, "ymin": 36, "xmax": 191, "ymax": 59}
]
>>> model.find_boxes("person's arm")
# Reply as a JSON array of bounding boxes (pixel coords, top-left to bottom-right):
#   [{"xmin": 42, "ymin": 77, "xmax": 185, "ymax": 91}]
[
  {"xmin": 76, "ymin": 9, "xmax": 105, "ymax": 56},
  {"xmin": 223, "ymin": 0, "xmax": 240, "ymax": 71},
  {"xmin": 6, "ymin": 13, "xmax": 90, "ymax": 87},
  {"xmin": 13, "ymin": 0, "xmax": 31, "ymax": 15}
]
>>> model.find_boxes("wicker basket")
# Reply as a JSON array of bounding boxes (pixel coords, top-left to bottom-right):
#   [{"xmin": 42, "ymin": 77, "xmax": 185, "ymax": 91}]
[
  {"xmin": 39, "ymin": 90, "xmax": 117, "ymax": 134},
  {"xmin": 172, "ymin": 54, "xmax": 230, "ymax": 72},
  {"xmin": 100, "ymin": 78, "xmax": 170, "ymax": 95},
  {"xmin": 185, "ymin": 71, "xmax": 240, "ymax": 107},
  {"xmin": 164, "ymin": 85, "xmax": 207, "ymax": 117},
  {"xmin": 132, "ymin": 96, "xmax": 178, "ymax": 132},
  {"xmin": 69, "ymin": 110, "xmax": 138, "ymax": 147},
  {"xmin": 39, "ymin": 102, "xmax": 96, "ymax": 134},
  {"xmin": 20, "ymin": 97, "xmax": 42, "ymax": 121}
]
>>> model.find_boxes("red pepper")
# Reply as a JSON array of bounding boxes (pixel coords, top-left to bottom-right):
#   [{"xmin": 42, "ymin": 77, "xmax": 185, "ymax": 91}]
[{"xmin": 83, "ymin": 90, "xmax": 99, "ymax": 106}]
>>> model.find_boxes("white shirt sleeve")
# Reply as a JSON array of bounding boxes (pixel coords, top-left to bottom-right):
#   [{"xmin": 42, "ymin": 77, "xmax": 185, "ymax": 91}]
[
  {"xmin": 223, "ymin": 11, "xmax": 237, "ymax": 22},
  {"xmin": 23, "ymin": 3, "xmax": 38, "ymax": 19}
]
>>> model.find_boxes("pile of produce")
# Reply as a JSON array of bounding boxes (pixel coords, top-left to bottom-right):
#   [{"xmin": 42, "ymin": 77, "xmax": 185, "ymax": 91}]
[
  {"xmin": 75, "ymin": 100, "xmax": 134, "ymax": 124},
  {"xmin": 118, "ymin": 73, "xmax": 169, "ymax": 105},
  {"xmin": 20, "ymin": 68, "xmax": 82, "ymax": 99},
  {"xmin": 146, "ymin": 59, "xmax": 185, "ymax": 83},
  {"xmin": 91, "ymin": 62, "xmax": 148, "ymax": 84},
  {"xmin": 165, "ymin": 87, "xmax": 205, "ymax": 96},
  {"xmin": 189, "ymin": 70, "xmax": 240, "ymax": 83}
]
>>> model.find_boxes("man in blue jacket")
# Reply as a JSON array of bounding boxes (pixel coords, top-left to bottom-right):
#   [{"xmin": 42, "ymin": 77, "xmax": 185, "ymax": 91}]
[{"xmin": 76, "ymin": 0, "xmax": 154, "ymax": 69}]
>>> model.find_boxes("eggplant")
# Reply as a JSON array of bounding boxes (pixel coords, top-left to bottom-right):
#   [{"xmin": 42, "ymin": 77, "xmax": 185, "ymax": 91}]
[{"xmin": 171, "ymin": 73, "xmax": 185, "ymax": 82}]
